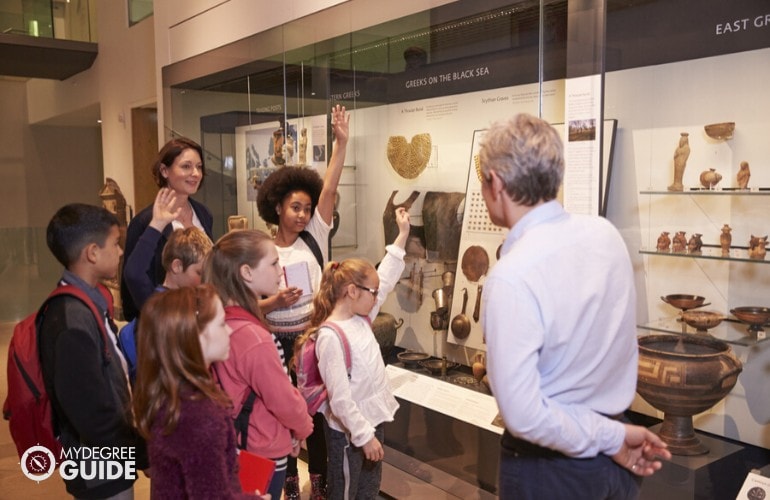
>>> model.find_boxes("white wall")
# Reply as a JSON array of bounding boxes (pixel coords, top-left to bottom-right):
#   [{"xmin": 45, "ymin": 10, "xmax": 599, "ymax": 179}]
[{"xmin": 26, "ymin": 0, "xmax": 156, "ymax": 208}]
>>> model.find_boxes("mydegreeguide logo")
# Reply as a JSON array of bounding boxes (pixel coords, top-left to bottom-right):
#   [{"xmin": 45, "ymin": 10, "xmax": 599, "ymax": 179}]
[{"xmin": 20, "ymin": 445, "xmax": 137, "ymax": 483}]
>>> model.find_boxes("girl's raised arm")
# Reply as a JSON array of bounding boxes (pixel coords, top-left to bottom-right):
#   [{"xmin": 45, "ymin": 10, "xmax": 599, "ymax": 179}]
[{"xmin": 316, "ymin": 105, "xmax": 350, "ymax": 225}]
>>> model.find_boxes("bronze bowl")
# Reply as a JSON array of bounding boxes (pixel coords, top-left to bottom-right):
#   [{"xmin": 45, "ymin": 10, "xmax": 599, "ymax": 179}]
[
  {"xmin": 637, "ymin": 334, "xmax": 742, "ymax": 455},
  {"xmin": 704, "ymin": 122, "xmax": 735, "ymax": 141},
  {"xmin": 661, "ymin": 294, "xmax": 708, "ymax": 311},
  {"xmin": 681, "ymin": 310, "xmax": 725, "ymax": 332},
  {"xmin": 397, "ymin": 351, "xmax": 430, "ymax": 368},
  {"xmin": 730, "ymin": 306, "xmax": 770, "ymax": 334},
  {"xmin": 419, "ymin": 359, "xmax": 459, "ymax": 375}
]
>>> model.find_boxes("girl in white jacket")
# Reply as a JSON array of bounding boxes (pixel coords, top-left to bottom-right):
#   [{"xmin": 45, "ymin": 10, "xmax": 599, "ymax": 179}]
[{"xmin": 295, "ymin": 207, "xmax": 409, "ymax": 500}]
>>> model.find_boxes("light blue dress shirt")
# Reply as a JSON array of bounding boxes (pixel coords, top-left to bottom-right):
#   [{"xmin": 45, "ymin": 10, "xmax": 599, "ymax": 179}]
[{"xmin": 482, "ymin": 200, "xmax": 637, "ymax": 458}]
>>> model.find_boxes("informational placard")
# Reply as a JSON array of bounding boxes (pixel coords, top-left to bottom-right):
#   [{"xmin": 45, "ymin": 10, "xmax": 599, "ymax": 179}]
[
  {"xmin": 735, "ymin": 470, "xmax": 770, "ymax": 500},
  {"xmin": 563, "ymin": 75, "xmax": 603, "ymax": 215},
  {"xmin": 386, "ymin": 365, "xmax": 503, "ymax": 434}
]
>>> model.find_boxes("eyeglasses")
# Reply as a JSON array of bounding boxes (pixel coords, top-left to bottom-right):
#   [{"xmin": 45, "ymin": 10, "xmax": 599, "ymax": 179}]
[{"xmin": 354, "ymin": 284, "xmax": 378, "ymax": 297}]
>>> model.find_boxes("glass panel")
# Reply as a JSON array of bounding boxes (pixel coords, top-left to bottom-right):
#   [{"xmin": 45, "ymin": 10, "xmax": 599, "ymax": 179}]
[
  {"xmin": 604, "ymin": 0, "xmax": 770, "ymax": 323},
  {"xmin": 0, "ymin": 0, "xmax": 94, "ymax": 41},
  {"xmin": 167, "ymin": 79, "xmax": 253, "ymax": 240},
  {"xmin": 128, "ymin": 0, "xmax": 152, "ymax": 26},
  {"xmin": 165, "ymin": 1, "xmax": 568, "ymax": 253},
  {"xmin": 0, "ymin": 0, "xmax": 53, "ymax": 37},
  {"xmin": 638, "ymin": 319, "xmax": 768, "ymax": 348}
]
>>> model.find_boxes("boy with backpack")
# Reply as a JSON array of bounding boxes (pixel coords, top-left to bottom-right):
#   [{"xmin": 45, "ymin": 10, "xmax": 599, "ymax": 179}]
[
  {"xmin": 119, "ymin": 187, "xmax": 213, "ymax": 381},
  {"xmin": 39, "ymin": 203, "xmax": 148, "ymax": 499}
]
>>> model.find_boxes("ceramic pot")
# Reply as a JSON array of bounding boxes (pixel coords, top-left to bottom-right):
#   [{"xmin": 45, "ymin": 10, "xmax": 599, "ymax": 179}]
[
  {"xmin": 699, "ymin": 168, "xmax": 722, "ymax": 188},
  {"xmin": 637, "ymin": 334, "xmax": 742, "ymax": 455},
  {"xmin": 372, "ymin": 312, "xmax": 404, "ymax": 359}
]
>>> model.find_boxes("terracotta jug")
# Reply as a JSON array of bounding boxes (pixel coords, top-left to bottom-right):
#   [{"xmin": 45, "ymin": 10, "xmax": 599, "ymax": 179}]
[{"xmin": 699, "ymin": 168, "xmax": 722, "ymax": 189}]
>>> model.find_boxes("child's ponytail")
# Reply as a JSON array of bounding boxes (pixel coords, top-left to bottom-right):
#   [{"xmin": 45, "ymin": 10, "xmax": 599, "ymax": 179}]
[
  {"xmin": 292, "ymin": 261, "xmax": 340, "ymax": 370},
  {"xmin": 291, "ymin": 258, "xmax": 374, "ymax": 370}
]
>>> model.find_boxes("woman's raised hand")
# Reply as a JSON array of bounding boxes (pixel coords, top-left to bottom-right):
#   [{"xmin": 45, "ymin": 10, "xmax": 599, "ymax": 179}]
[{"xmin": 149, "ymin": 188, "xmax": 181, "ymax": 231}]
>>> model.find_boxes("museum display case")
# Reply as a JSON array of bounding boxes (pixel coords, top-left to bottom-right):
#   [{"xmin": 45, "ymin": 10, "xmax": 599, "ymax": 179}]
[{"xmin": 160, "ymin": 0, "xmax": 770, "ymax": 495}]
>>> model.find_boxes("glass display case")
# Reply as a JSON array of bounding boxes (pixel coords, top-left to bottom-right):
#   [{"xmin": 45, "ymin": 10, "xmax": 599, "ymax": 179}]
[
  {"xmin": 602, "ymin": 9, "xmax": 770, "ymax": 451},
  {"xmin": 160, "ymin": 0, "xmax": 770, "ymax": 491}
]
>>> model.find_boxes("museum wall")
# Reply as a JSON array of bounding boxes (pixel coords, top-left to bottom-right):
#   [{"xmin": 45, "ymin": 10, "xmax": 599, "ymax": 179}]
[
  {"xmin": 25, "ymin": 0, "xmax": 156, "ymax": 209},
  {"xmin": 0, "ymin": 78, "xmax": 104, "ymax": 321}
]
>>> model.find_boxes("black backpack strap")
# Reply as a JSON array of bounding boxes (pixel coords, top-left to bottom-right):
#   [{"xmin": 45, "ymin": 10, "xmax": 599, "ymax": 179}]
[
  {"xmin": 234, "ymin": 390, "xmax": 257, "ymax": 450},
  {"xmin": 211, "ymin": 363, "xmax": 257, "ymax": 450},
  {"xmin": 298, "ymin": 230, "xmax": 324, "ymax": 269}
]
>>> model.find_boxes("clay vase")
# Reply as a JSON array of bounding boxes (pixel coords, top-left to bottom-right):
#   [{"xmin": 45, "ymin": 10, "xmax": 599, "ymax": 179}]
[
  {"xmin": 371, "ymin": 312, "xmax": 404, "ymax": 360},
  {"xmin": 687, "ymin": 233, "xmax": 703, "ymax": 254},
  {"xmin": 637, "ymin": 335, "xmax": 742, "ymax": 456},
  {"xmin": 672, "ymin": 231, "xmax": 687, "ymax": 253},
  {"xmin": 699, "ymin": 168, "xmax": 722, "ymax": 189},
  {"xmin": 656, "ymin": 232, "xmax": 671, "ymax": 252},
  {"xmin": 720, "ymin": 224, "xmax": 732, "ymax": 255},
  {"xmin": 748, "ymin": 235, "xmax": 768, "ymax": 260}
]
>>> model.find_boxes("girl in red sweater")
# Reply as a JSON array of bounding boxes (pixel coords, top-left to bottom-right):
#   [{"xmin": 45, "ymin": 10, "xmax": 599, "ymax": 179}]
[{"xmin": 205, "ymin": 229, "xmax": 314, "ymax": 500}]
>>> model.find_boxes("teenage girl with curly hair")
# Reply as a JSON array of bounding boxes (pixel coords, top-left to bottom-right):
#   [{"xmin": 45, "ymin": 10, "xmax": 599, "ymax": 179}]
[{"xmin": 256, "ymin": 105, "xmax": 349, "ymax": 500}]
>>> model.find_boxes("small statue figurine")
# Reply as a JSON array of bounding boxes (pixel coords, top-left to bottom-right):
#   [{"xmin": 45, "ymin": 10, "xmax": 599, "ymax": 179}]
[
  {"xmin": 656, "ymin": 231, "xmax": 671, "ymax": 252},
  {"xmin": 699, "ymin": 168, "xmax": 722, "ymax": 189},
  {"xmin": 720, "ymin": 224, "xmax": 732, "ymax": 255},
  {"xmin": 298, "ymin": 127, "xmax": 308, "ymax": 166},
  {"xmin": 271, "ymin": 129, "xmax": 285, "ymax": 165},
  {"xmin": 668, "ymin": 132, "xmax": 690, "ymax": 192},
  {"xmin": 672, "ymin": 231, "xmax": 687, "ymax": 253},
  {"xmin": 687, "ymin": 233, "xmax": 703, "ymax": 254},
  {"xmin": 748, "ymin": 235, "xmax": 768, "ymax": 260},
  {"xmin": 737, "ymin": 161, "xmax": 751, "ymax": 190},
  {"xmin": 284, "ymin": 134, "xmax": 295, "ymax": 166}
]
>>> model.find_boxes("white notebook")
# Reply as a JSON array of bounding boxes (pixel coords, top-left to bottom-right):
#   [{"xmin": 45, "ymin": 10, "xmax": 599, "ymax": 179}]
[{"xmin": 283, "ymin": 261, "xmax": 312, "ymax": 297}]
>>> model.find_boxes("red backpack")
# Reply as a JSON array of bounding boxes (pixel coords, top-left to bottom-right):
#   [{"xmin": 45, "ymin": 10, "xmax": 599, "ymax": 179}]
[
  {"xmin": 2, "ymin": 283, "xmax": 112, "ymax": 459},
  {"xmin": 296, "ymin": 322, "xmax": 352, "ymax": 415}
]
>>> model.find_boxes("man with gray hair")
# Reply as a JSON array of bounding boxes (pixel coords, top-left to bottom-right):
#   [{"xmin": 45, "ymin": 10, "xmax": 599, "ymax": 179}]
[{"xmin": 479, "ymin": 113, "xmax": 670, "ymax": 499}]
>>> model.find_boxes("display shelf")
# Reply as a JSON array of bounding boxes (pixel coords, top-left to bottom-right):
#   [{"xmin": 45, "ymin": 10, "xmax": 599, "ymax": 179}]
[
  {"xmin": 640, "ymin": 246, "xmax": 770, "ymax": 264},
  {"xmin": 640, "ymin": 189, "xmax": 770, "ymax": 196},
  {"xmin": 638, "ymin": 317, "xmax": 768, "ymax": 347}
]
